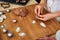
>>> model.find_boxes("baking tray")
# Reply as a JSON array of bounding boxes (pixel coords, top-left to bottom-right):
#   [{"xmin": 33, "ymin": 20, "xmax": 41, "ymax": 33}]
[{"xmin": 0, "ymin": 0, "xmax": 29, "ymax": 5}]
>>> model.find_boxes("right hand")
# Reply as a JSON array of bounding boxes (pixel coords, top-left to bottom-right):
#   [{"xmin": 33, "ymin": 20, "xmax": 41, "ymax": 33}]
[{"xmin": 35, "ymin": 4, "xmax": 44, "ymax": 16}]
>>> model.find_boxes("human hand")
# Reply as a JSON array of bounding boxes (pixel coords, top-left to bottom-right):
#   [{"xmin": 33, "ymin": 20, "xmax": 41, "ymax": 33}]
[
  {"xmin": 36, "ymin": 13, "xmax": 57, "ymax": 21},
  {"xmin": 35, "ymin": 4, "xmax": 44, "ymax": 16}
]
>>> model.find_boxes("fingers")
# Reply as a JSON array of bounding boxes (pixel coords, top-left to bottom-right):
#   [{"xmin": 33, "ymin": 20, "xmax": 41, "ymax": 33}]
[
  {"xmin": 36, "ymin": 16, "xmax": 43, "ymax": 20},
  {"xmin": 35, "ymin": 6, "xmax": 38, "ymax": 15},
  {"xmin": 39, "ymin": 15, "xmax": 44, "ymax": 17},
  {"xmin": 35, "ymin": 5, "xmax": 41, "ymax": 16},
  {"xmin": 36, "ymin": 16, "xmax": 47, "ymax": 21},
  {"xmin": 37, "ymin": 7, "xmax": 40, "ymax": 16}
]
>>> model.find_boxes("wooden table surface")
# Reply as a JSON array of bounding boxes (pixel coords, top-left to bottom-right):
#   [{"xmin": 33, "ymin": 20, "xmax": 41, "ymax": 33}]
[{"xmin": 0, "ymin": 4, "xmax": 60, "ymax": 40}]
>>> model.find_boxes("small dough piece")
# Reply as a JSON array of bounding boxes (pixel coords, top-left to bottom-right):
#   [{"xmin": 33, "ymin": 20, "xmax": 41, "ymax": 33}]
[
  {"xmin": 16, "ymin": 27, "xmax": 21, "ymax": 32},
  {"xmin": 14, "ymin": 8, "xmax": 28, "ymax": 17},
  {"xmin": 0, "ymin": 12, "xmax": 4, "ymax": 15},
  {"xmin": 6, "ymin": 9, "xmax": 11, "ymax": 12},
  {"xmin": 0, "ymin": 17, "xmax": 3, "ymax": 22},
  {"xmin": 2, "ymin": 29, "xmax": 8, "ymax": 33},
  {"xmin": 18, "ymin": 32, "xmax": 26, "ymax": 37},
  {"xmin": 12, "ymin": 20, "xmax": 17, "ymax": 23},
  {"xmin": 1, "ymin": 25, "xmax": 5, "ymax": 28},
  {"xmin": 1, "ymin": 15, "xmax": 7, "ymax": 19},
  {"xmin": 40, "ymin": 22, "xmax": 46, "ymax": 28},
  {"xmin": 0, "ymin": 24, "xmax": 6, "ymax": 29},
  {"xmin": 32, "ymin": 20, "xmax": 36, "ymax": 24},
  {"xmin": 7, "ymin": 32, "xmax": 13, "ymax": 38}
]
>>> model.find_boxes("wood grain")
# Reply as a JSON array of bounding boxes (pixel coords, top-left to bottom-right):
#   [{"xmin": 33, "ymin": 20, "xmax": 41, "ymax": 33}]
[{"xmin": 0, "ymin": 4, "xmax": 60, "ymax": 40}]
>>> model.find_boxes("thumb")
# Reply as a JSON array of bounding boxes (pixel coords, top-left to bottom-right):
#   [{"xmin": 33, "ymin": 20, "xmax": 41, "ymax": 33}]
[{"xmin": 39, "ymin": 15, "xmax": 44, "ymax": 18}]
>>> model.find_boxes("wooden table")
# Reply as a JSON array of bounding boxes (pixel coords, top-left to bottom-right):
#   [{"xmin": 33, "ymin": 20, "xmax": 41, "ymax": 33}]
[{"xmin": 0, "ymin": 4, "xmax": 60, "ymax": 40}]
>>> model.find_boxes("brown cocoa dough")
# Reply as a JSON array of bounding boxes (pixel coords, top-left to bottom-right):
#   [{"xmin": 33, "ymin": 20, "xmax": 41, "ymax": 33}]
[{"xmin": 14, "ymin": 7, "xmax": 28, "ymax": 17}]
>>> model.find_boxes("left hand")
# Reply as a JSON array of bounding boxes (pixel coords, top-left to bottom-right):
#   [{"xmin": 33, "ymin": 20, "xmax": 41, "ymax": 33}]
[{"xmin": 36, "ymin": 13, "xmax": 57, "ymax": 21}]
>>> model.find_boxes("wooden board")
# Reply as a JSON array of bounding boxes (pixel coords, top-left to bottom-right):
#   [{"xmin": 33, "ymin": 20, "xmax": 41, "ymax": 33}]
[{"xmin": 0, "ymin": 4, "xmax": 60, "ymax": 40}]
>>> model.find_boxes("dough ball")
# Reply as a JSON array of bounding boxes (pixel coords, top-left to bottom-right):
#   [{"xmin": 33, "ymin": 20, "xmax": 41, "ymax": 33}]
[
  {"xmin": 18, "ymin": 32, "xmax": 26, "ymax": 37},
  {"xmin": 12, "ymin": 19, "xmax": 17, "ymax": 23},
  {"xmin": 16, "ymin": 27, "xmax": 21, "ymax": 32},
  {"xmin": 32, "ymin": 20, "xmax": 36, "ymax": 24},
  {"xmin": 2, "ymin": 29, "xmax": 8, "ymax": 33},
  {"xmin": 40, "ymin": 22, "xmax": 46, "ymax": 28},
  {"xmin": 7, "ymin": 32, "xmax": 13, "ymax": 38}
]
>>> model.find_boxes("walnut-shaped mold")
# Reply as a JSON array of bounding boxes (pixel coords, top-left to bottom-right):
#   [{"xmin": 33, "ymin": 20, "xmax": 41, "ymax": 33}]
[{"xmin": 14, "ymin": 7, "xmax": 28, "ymax": 17}]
